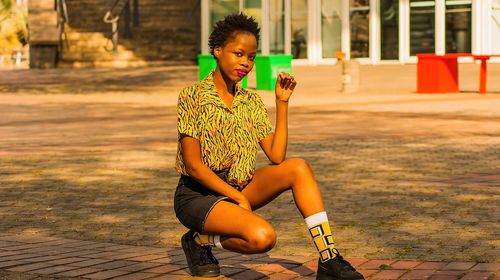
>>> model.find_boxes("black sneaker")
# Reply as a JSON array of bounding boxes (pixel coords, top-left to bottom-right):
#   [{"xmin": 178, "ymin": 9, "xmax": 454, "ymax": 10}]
[
  {"xmin": 316, "ymin": 249, "xmax": 365, "ymax": 280},
  {"xmin": 181, "ymin": 230, "xmax": 220, "ymax": 277}
]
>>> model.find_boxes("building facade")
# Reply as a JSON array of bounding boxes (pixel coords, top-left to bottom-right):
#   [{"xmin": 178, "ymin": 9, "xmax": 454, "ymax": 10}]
[{"xmin": 201, "ymin": 0, "xmax": 500, "ymax": 65}]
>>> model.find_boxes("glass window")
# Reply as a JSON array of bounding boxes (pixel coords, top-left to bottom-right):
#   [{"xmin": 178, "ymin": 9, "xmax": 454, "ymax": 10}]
[
  {"xmin": 270, "ymin": 0, "xmax": 285, "ymax": 54},
  {"xmin": 380, "ymin": 0, "xmax": 399, "ymax": 59},
  {"xmin": 410, "ymin": 0, "xmax": 435, "ymax": 55},
  {"xmin": 350, "ymin": 0, "xmax": 370, "ymax": 58},
  {"xmin": 321, "ymin": 0, "xmax": 342, "ymax": 58},
  {"xmin": 291, "ymin": 0, "xmax": 308, "ymax": 59},
  {"xmin": 445, "ymin": 0, "xmax": 471, "ymax": 53},
  {"xmin": 210, "ymin": 0, "xmax": 239, "ymax": 33}
]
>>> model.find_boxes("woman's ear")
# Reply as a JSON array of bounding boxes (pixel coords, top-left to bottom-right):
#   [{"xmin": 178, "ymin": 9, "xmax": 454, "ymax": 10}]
[{"xmin": 214, "ymin": 47, "xmax": 222, "ymax": 59}]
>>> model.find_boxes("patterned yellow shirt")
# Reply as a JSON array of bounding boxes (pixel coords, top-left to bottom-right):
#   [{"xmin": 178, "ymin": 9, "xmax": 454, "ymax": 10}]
[{"xmin": 175, "ymin": 73, "xmax": 273, "ymax": 188}]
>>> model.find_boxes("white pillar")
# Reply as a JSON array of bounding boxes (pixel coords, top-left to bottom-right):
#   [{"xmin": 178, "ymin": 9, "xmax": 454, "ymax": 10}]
[
  {"xmin": 201, "ymin": 0, "xmax": 210, "ymax": 54},
  {"xmin": 341, "ymin": 0, "xmax": 350, "ymax": 60},
  {"xmin": 484, "ymin": 0, "xmax": 493, "ymax": 54},
  {"xmin": 369, "ymin": 0, "xmax": 379, "ymax": 64},
  {"xmin": 284, "ymin": 0, "xmax": 291, "ymax": 55},
  {"xmin": 261, "ymin": 0, "xmax": 270, "ymax": 55},
  {"xmin": 400, "ymin": 0, "xmax": 409, "ymax": 63},
  {"xmin": 435, "ymin": 0, "xmax": 445, "ymax": 55}
]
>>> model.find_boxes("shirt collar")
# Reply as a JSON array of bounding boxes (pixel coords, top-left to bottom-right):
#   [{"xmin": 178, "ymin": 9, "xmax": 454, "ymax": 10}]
[{"xmin": 199, "ymin": 72, "xmax": 247, "ymax": 109}]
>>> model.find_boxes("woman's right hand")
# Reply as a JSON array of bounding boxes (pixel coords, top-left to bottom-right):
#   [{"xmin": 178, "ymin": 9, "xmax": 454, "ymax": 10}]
[{"xmin": 234, "ymin": 195, "xmax": 252, "ymax": 212}]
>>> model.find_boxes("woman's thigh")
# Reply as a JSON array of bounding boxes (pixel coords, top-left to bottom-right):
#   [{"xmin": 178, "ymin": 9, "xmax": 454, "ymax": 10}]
[
  {"xmin": 203, "ymin": 200, "xmax": 274, "ymax": 237},
  {"xmin": 241, "ymin": 159, "xmax": 307, "ymax": 210}
]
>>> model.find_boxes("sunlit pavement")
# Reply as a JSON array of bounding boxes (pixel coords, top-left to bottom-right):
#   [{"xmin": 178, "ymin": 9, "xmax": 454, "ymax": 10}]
[{"xmin": 0, "ymin": 64, "xmax": 499, "ymax": 279}]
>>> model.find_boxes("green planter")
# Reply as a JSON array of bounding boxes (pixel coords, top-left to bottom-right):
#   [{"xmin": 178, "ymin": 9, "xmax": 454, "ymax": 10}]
[
  {"xmin": 197, "ymin": 54, "xmax": 247, "ymax": 88},
  {"xmin": 254, "ymin": 55, "xmax": 293, "ymax": 90}
]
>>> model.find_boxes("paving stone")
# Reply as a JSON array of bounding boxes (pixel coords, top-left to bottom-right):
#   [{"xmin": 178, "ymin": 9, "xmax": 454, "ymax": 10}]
[
  {"xmin": 90, "ymin": 260, "xmax": 139, "ymax": 270},
  {"xmin": 0, "ymin": 260, "xmax": 30, "ymax": 269},
  {"xmin": 415, "ymin": 262, "xmax": 448, "ymax": 270},
  {"xmin": 390, "ymin": 261, "xmax": 422, "ymax": 270},
  {"xmin": 442, "ymin": 262, "xmax": 476, "ymax": 271},
  {"xmin": 82, "ymin": 269, "xmax": 131, "ymax": 279},
  {"xmin": 28, "ymin": 264, "xmax": 79, "ymax": 274},
  {"xmin": 110, "ymin": 272, "xmax": 159, "ymax": 280},
  {"xmin": 142, "ymin": 264, "xmax": 185, "ymax": 274},
  {"xmin": 372, "ymin": 269, "xmax": 408, "ymax": 279},
  {"xmin": 66, "ymin": 258, "xmax": 113, "ymax": 267},
  {"xmin": 359, "ymin": 260, "xmax": 396, "ymax": 270},
  {"xmin": 230, "ymin": 269, "xmax": 272, "ymax": 280},
  {"xmin": 470, "ymin": 263, "xmax": 500, "ymax": 271},
  {"xmin": 55, "ymin": 266, "xmax": 103, "ymax": 277},
  {"xmin": 118, "ymin": 261, "xmax": 163, "ymax": 272},
  {"xmin": 459, "ymin": 271, "xmax": 493, "ymax": 280},
  {"xmin": 400, "ymin": 269, "xmax": 436, "ymax": 279},
  {"xmin": 6, "ymin": 262, "xmax": 56, "ymax": 272}
]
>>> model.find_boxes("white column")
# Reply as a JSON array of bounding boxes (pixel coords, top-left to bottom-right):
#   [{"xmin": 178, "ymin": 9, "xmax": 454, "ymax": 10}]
[
  {"xmin": 201, "ymin": 0, "xmax": 210, "ymax": 54},
  {"xmin": 284, "ymin": 0, "xmax": 291, "ymax": 55},
  {"xmin": 471, "ymin": 0, "xmax": 481, "ymax": 54},
  {"xmin": 307, "ymin": 0, "xmax": 319, "ymax": 65},
  {"xmin": 341, "ymin": 0, "xmax": 350, "ymax": 60},
  {"xmin": 400, "ymin": 0, "xmax": 409, "ymax": 63},
  {"xmin": 435, "ymin": 0, "xmax": 445, "ymax": 55},
  {"xmin": 484, "ymin": 0, "xmax": 493, "ymax": 54},
  {"xmin": 370, "ymin": 0, "xmax": 379, "ymax": 64},
  {"xmin": 261, "ymin": 0, "xmax": 270, "ymax": 55}
]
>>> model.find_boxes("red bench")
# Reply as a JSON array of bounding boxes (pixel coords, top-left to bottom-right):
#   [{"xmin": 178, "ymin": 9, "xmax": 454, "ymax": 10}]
[{"xmin": 416, "ymin": 53, "xmax": 499, "ymax": 94}]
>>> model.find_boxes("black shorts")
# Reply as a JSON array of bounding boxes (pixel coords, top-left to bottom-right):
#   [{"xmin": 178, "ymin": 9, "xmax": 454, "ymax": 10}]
[{"xmin": 174, "ymin": 170, "xmax": 238, "ymax": 233}]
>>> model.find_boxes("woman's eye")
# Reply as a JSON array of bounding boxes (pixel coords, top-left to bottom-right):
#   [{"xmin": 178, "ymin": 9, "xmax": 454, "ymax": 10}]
[
  {"xmin": 234, "ymin": 52, "xmax": 242, "ymax": 57},
  {"xmin": 249, "ymin": 56, "xmax": 255, "ymax": 61}
]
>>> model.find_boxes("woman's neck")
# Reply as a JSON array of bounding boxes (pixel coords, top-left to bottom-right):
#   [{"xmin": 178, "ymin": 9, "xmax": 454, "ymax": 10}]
[{"xmin": 213, "ymin": 68, "xmax": 235, "ymax": 95}]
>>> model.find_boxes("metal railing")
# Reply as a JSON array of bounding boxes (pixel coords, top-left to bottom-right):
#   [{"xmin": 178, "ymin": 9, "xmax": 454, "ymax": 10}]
[
  {"xmin": 103, "ymin": 0, "xmax": 139, "ymax": 53},
  {"xmin": 56, "ymin": 0, "xmax": 69, "ymax": 50}
]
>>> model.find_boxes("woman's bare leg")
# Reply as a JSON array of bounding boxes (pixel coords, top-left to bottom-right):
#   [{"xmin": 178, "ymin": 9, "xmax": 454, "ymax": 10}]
[
  {"xmin": 243, "ymin": 158, "xmax": 324, "ymax": 216},
  {"xmin": 202, "ymin": 200, "xmax": 277, "ymax": 254},
  {"xmin": 202, "ymin": 158, "xmax": 323, "ymax": 253}
]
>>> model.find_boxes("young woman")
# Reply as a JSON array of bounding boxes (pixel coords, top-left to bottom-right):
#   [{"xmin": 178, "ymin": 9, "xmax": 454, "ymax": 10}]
[{"xmin": 174, "ymin": 13, "xmax": 364, "ymax": 280}]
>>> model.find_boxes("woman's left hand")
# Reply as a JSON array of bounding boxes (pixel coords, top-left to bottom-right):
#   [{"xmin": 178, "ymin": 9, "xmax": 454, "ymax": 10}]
[{"xmin": 275, "ymin": 72, "xmax": 297, "ymax": 103}]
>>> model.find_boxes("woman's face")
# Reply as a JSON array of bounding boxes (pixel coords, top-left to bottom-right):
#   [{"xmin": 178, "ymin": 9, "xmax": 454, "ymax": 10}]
[{"xmin": 214, "ymin": 31, "xmax": 257, "ymax": 82}]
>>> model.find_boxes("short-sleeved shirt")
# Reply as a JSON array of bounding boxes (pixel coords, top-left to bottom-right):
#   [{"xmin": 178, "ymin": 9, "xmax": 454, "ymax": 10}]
[{"xmin": 175, "ymin": 72, "xmax": 273, "ymax": 188}]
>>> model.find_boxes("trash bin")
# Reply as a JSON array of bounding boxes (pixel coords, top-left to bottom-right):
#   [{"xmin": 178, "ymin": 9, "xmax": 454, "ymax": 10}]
[
  {"xmin": 198, "ymin": 54, "xmax": 247, "ymax": 88},
  {"xmin": 416, "ymin": 54, "xmax": 459, "ymax": 93},
  {"xmin": 254, "ymin": 55, "xmax": 293, "ymax": 90}
]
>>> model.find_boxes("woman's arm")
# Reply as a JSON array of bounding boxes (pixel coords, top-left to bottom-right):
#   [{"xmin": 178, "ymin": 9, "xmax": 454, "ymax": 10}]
[
  {"xmin": 259, "ymin": 73, "xmax": 296, "ymax": 164},
  {"xmin": 180, "ymin": 135, "xmax": 252, "ymax": 211}
]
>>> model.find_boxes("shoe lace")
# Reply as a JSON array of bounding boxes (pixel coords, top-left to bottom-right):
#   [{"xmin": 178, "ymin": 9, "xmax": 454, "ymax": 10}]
[
  {"xmin": 199, "ymin": 246, "xmax": 219, "ymax": 265},
  {"xmin": 332, "ymin": 248, "xmax": 355, "ymax": 271}
]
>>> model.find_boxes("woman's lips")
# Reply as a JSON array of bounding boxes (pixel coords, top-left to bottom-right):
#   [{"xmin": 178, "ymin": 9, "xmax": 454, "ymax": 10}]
[{"xmin": 236, "ymin": 69, "xmax": 247, "ymax": 77}]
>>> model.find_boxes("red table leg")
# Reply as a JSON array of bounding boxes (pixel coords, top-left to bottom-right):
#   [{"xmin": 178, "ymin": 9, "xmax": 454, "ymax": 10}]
[{"xmin": 479, "ymin": 58, "xmax": 487, "ymax": 94}]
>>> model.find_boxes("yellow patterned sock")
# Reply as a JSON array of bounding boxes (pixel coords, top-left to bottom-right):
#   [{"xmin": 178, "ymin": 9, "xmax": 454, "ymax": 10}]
[{"xmin": 305, "ymin": 212, "xmax": 338, "ymax": 263}]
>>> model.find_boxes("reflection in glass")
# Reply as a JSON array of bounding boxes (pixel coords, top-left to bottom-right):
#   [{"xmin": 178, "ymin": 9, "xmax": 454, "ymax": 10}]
[
  {"xmin": 291, "ymin": 0, "xmax": 308, "ymax": 59},
  {"xmin": 381, "ymin": 0, "xmax": 399, "ymax": 59},
  {"xmin": 270, "ymin": 0, "xmax": 285, "ymax": 54},
  {"xmin": 445, "ymin": 1, "xmax": 471, "ymax": 53},
  {"xmin": 410, "ymin": 0, "xmax": 435, "ymax": 55},
  {"xmin": 350, "ymin": 0, "xmax": 369, "ymax": 58},
  {"xmin": 210, "ymin": 0, "xmax": 239, "ymax": 33},
  {"xmin": 321, "ymin": 0, "xmax": 342, "ymax": 58}
]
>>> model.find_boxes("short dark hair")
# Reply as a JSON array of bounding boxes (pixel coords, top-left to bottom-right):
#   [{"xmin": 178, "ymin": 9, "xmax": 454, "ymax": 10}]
[{"xmin": 208, "ymin": 13, "xmax": 260, "ymax": 56}]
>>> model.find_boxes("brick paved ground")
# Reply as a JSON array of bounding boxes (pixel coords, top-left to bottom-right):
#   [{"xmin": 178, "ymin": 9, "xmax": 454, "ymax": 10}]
[
  {"xmin": 0, "ymin": 64, "xmax": 499, "ymax": 279},
  {"xmin": 0, "ymin": 233, "xmax": 498, "ymax": 279}
]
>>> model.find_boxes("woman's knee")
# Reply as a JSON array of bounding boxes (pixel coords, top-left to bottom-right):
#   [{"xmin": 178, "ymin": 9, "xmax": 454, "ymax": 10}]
[
  {"xmin": 282, "ymin": 158, "xmax": 312, "ymax": 179},
  {"xmin": 245, "ymin": 224, "xmax": 277, "ymax": 253}
]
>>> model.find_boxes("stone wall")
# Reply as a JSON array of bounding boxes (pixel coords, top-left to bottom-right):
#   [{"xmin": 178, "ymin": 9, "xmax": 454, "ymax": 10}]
[{"xmin": 59, "ymin": 0, "xmax": 201, "ymax": 67}]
